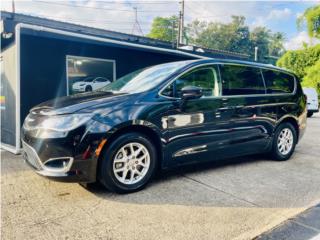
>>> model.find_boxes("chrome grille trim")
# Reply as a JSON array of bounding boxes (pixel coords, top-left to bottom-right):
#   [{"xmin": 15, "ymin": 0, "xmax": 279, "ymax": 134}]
[
  {"xmin": 22, "ymin": 140, "xmax": 43, "ymax": 170},
  {"xmin": 22, "ymin": 140, "xmax": 74, "ymax": 173}
]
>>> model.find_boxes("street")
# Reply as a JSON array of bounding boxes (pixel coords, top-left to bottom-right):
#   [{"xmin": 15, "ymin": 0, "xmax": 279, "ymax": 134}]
[{"xmin": 1, "ymin": 113, "xmax": 320, "ymax": 240}]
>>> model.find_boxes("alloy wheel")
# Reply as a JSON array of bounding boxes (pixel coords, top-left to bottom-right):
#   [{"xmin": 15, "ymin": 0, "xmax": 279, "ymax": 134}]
[
  {"xmin": 112, "ymin": 142, "xmax": 150, "ymax": 185},
  {"xmin": 277, "ymin": 128, "xmax": 294, "ymax": 155}
]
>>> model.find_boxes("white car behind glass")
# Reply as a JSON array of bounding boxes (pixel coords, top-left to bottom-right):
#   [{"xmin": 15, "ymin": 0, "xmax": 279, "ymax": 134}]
[{"xmin": 72, "ymin": 76, "xmax": 111, "ymax": 93}]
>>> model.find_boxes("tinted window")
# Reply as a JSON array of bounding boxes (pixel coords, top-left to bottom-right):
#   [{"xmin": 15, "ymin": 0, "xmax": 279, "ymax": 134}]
[
  {"xmin": 220, "ymin": 65, "xmax": 265, "ymax": 95},
  {"xmin": 162, "ymin": 66, "xmax": 219, "ymax": 98},
  {"xmin": 95, "ymin": 77, "xmax": 109, "ymax": 82},
  {"xmin": 262, "ymin": 70, "xmax": 295, "ymax": 94}
]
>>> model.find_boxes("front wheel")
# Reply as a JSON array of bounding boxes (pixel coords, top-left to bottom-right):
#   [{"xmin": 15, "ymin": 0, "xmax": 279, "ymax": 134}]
[
  {"xmin": 99, "ymin": 133, "xmax": 157, "ymax": 193},
  {"xmin": 270, "ymin": 123, "xmax": 297, "ymax": 161},
  {"xmin": 307, "ymin": 112, "xmax": 313, "ymax": 118}
]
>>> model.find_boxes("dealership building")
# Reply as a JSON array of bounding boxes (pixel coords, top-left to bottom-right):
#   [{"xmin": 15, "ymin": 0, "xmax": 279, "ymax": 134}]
[{"xmin": 0, "ymin": 11, "xmax": 249, "ymax": 153}]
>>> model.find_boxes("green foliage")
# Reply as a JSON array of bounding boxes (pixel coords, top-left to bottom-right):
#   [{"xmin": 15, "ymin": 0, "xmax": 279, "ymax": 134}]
[
  {"xmin": 297, "ymin": 5, "xmax": 320, "ymax": 39},
  {"xmin": 269, "ymin": 32, "xmax": 286, "ymax": 57},
  {"xmin": 249, "ymin": 26, "xmax": 272, "ymax": 62},
  {"xmin": 147, "ymin": 15, "xmax": 285, "ymax": 62},
  {"xmin": 187, "ymin": 16, "xmax": 284, "ymax": 61},
  {"xmin": 147, "ymin": 16, "xmax": 178, "ymax": 42},
  {"xmin": 276, "ymin": 44, "xmax": 320, "ymax": 79},
  {"xmin": 187, "ymin": 16, "xmax": 251, "ymax": 54},
  {"xmin": 302, "ymin": 60, "xmax": 320, "ymax": 95}
]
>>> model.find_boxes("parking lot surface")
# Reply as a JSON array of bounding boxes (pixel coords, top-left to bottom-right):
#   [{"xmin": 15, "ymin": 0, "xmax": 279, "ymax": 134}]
[{"xmin": 2, "ymin": 113, "xmax": 320, "ymax": 240}]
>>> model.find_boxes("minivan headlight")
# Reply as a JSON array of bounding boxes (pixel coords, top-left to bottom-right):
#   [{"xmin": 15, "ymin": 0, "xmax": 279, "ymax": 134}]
[
  {"xmin": 41, "ymin": 113, "xmax": 93, "ymax": 131},
  {"xmin": 25, "ymin": 113, "xmax": 93, "ymax": 132}
]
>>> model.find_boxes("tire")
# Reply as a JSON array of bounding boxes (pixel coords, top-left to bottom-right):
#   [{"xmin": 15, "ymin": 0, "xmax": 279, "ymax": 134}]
[
  {"xmin": 307, "ymin": 112, "xmax": 313, "ymax": 118},
  {"xmin": 270, "ymin": 122, "xmax": 297, "ymax": 161},
  {"xmin": 85, "ymin": 85, "xmax": 92, "ymax": 92},
  {"xmin": 98, "ymin": 132, "xmax": 157, "ymax": 193}
]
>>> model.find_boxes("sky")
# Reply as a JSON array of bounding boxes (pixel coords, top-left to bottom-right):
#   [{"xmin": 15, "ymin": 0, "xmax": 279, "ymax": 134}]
[{"xmin": 1, "ymin": 0, "xmax": 320, "ymax": 50}]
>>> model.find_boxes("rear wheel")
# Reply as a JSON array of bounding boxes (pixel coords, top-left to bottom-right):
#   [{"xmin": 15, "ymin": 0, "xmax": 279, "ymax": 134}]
[
  {"xmin": 99, "ymin": 132, "xmax": 157, "ymax": 193},
  {"xmin": 85, "ymin": 85, "xmax": 92, "ymax": 92},
  {"xmin": 271, "ymin": 122, "xmax": 297, "ymax": 161}
]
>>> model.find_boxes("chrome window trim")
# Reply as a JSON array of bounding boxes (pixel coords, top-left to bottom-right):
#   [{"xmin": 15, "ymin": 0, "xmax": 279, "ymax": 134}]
[{"xmin": 158, "ymin": 62, "xmax": 297, "ymax": 100}]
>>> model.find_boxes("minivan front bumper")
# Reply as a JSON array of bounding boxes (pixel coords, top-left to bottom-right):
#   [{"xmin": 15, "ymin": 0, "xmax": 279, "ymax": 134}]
[{"xmin": 21, "ymin": 129, "xmax": 99, "ymax": 183}]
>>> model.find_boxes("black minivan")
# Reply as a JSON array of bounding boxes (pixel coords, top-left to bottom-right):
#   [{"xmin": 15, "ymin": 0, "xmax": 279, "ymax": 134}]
[{"xmin": 22, "ymin": 59, "xmax": 307, "ymax": 193}]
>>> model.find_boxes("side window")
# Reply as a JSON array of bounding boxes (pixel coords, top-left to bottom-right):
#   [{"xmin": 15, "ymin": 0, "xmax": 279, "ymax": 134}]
[
  {"xmin": 95, "ymin": 78, "xmax": 104, "ymax": 82},
  {"xmin": 162, "ymin": 66, "xmax": 219, "ymax": 98},
  {"xmin": 262, "ymin": 70, "xmax": 295, "ymax": 94},
  {"xmin": 96, "ymin": 77, "xmax": 109, "ymax": 82},
  {"xmin": 161, "ymin": 83, "xmax": 174, "ymax": 97},
  {"xmin": 220, "ymin": 65, "xmax": 265, "ymax": 95}
]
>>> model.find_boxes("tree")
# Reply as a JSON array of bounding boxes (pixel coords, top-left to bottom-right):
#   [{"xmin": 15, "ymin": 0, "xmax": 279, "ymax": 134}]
[
  {"xmin": 147, "ymin": 16, "xmax": 178, "ymax": 42},
  {"xmin": 186, "ymin": 16, "xmax": 284, "ymax": 62},
  {"xmin": 302, "ymin": 60, "xmax": 320, "ymax": 95},
  {"xmin": 268, "ymin": 32, "xmax": 286, "ymax": 57},
  {"xmin": 297, "ymin": 5, "xmax": 320, "ymax": 39},
  {"xmin": 187, "ymin": 16, "xmax": 251, "ymax": 54},
  {"xmin": 147, "ymin": 15, "xmax": 285, "ymax": 63},
  {"xmin": 249, "ymin": 27, "xmax": 271, "ymax": 62},
  {"xmin": 277, "ymin": 44, "xmax": 320, "ymax": 79}
]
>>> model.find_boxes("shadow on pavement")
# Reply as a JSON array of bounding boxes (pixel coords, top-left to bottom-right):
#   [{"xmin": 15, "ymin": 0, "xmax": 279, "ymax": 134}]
[{"xmin": 86, "ymin": 154, "xmax": 268, "ymax": 207}]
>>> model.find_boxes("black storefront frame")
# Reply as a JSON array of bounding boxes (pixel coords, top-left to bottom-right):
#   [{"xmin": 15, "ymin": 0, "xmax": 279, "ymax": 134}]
[{"xmin": 2, "ymin": 23, "xmax": 204, "ymax": 154}]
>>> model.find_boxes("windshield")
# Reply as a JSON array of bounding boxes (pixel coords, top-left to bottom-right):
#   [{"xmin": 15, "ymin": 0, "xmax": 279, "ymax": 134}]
[{"xmin": 100, "ymin": 61, "xmax": 189, "ymax": 94}]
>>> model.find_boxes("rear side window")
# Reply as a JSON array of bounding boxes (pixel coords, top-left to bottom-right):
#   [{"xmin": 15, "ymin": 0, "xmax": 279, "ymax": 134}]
[
  {"xmin": 262, "ymin": 70, "xmax": 295, "ymax": 94},
  {"xmin": 220, "ymin": 65, "xmax": 265, "ymax": 95}
]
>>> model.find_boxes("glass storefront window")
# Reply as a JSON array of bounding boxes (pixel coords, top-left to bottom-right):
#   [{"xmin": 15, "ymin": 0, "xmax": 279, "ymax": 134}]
[{"xmin": 66, "ymin": 56, "xmax": 115, "ymax": 95}]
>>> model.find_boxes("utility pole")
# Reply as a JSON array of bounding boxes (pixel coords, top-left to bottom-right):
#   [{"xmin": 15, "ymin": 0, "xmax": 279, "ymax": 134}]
[
  {"xmin": 131, "ymin": 7, "xmax": 143, "ymax": 36},
  {"xmin": 172, "ymin": 20, "xmax": 176, "ymax": 48},
  {"xmin": 177, "ymin": 0, "xmax": 184, "ymax": 47},
  {"xmin": 12, "ymin": 0, "xmax": 15, "ymax": 14},
  {"xmin": 254, "ymin": 46, "xmax": 259, "ymax": 62}
]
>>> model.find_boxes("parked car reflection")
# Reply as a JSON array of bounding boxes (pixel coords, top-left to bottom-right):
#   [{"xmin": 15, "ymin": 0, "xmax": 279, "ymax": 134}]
[{"xmin": 72, "ymin": 76, "xmax": 111, "ymax": 93}]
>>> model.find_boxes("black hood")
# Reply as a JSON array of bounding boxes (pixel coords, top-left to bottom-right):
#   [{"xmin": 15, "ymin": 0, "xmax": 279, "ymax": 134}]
[{"xmin": 31, "ymin": 91, "xmax": 130, "ymax": 115}]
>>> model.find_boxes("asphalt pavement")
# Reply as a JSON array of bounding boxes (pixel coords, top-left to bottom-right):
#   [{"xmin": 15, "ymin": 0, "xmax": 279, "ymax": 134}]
[{"xmin": 1, "ymin": 113, "xmax": 320, "ymax": 240}]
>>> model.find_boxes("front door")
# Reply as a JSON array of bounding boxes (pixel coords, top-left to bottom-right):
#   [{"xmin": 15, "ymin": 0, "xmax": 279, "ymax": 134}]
[{"xmin": 161, "ymin": 65, "xmax": 235, "ymax": 165}]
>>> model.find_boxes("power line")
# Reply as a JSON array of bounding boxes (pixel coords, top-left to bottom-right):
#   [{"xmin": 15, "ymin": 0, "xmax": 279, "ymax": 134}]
[
  {"xmin": 27, "ymin": 13, "xmax": 153, "ymax": 25},
  {"xmin": 32, "ymin": 0, "xmax": 178, "ymax": 13},
  {"xmin": 97, "ymin": 0, "xmax": 178, "ymax": 4},
  {"xmin": 184, "ymin": 2, "xmax": 294, "ymax": 20},
  {"xmin": 15, "ymin": 13, "xmax": 171, "ymax": 31}
]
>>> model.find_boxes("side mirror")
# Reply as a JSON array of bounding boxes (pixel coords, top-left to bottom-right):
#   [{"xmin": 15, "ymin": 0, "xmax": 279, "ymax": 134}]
[{"xmin": 181, "ymin": 86, "xmax": 203, "ymax": 100}]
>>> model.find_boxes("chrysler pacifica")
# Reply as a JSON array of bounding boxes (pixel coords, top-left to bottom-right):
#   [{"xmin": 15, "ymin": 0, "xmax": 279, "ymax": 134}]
[{"xmin": 22, "ymin": 59, "xmax": 307, "ymax": 193}]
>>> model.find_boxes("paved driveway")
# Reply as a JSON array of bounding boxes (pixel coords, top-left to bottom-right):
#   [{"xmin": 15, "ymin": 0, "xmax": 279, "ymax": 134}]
[{"xmin": 2, "ymin": 113, "xmax": 320, "ymax": 240}]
